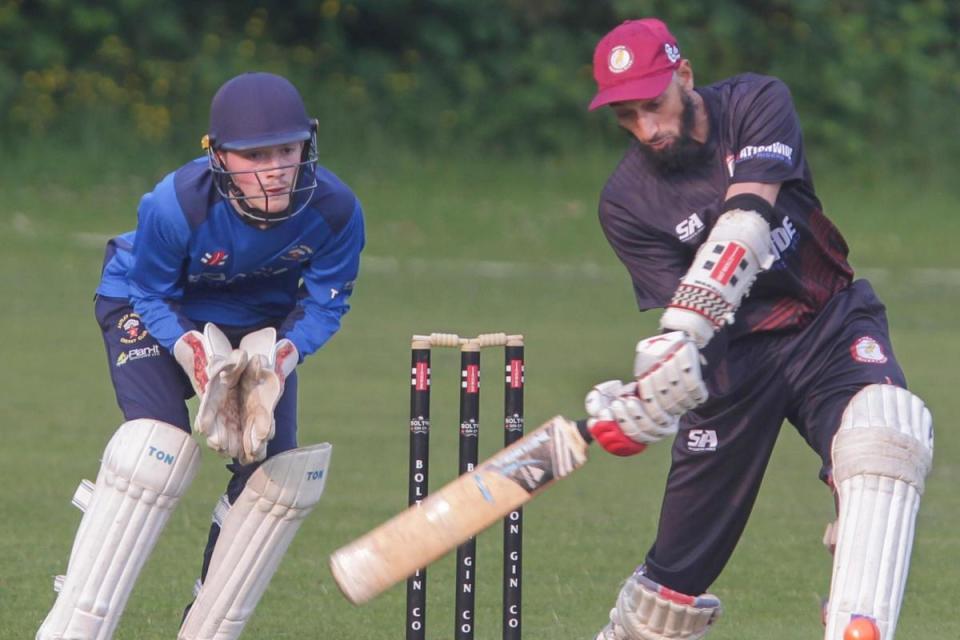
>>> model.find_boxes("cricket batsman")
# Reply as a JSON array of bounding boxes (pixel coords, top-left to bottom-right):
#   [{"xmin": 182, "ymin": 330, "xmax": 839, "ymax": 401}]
[
  {"xmin": 37, "ymin": 72, "xmax": 364, "ymax": 639},
  {"xmin": 580, "ymin": 19, "xmax": 933, "ymax": 640}
]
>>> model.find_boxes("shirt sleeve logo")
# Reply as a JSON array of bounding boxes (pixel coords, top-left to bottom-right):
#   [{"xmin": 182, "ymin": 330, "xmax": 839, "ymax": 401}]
[
  {"xmin": 850, "ymin": 336, "xmax": 888, "ymax": 364},
  {"xmin": 735, "ymin": 142, "xmax": 794, "ymax": 166}
]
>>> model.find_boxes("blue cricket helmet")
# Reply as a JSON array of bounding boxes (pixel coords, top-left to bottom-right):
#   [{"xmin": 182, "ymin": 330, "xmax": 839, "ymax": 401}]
[
  {"xmin": 208, "ymin": 72, "xmax": 313, "ymax": 150},
  {"xmin": 204, "ymin": 72, "xmax": 319, "ymax": 223}
]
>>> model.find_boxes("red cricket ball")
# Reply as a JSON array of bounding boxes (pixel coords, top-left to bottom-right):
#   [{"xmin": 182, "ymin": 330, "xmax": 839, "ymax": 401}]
[{"xmin": 844, "ymin": 617, "xmax": 880, "ymax": 640}]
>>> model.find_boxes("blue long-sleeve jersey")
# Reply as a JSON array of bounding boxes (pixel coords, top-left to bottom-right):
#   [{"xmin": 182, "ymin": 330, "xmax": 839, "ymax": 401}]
[{"xmin": 97, "ymin": 157, "xmax": 365, "ymax": 359}]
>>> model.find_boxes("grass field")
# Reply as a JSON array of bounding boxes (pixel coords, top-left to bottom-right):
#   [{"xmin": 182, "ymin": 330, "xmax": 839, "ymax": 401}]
[{"xmin": 2, "ymin": 147, "xmax": 958, "ymax": 639}]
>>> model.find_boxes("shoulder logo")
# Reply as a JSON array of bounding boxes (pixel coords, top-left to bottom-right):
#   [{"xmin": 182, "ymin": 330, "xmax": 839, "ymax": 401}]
[
  {"xmin": 608, "ymin": 45, "xmax": 633, "ymax": 73},
  {"xmin": 664, "ymin": 43, "xmax": 680, "ymax": 63},
  {"xmin": 851, "ymin": 336, "xmax": 888, "ymax": 364},
  {"xmin": 200, "ymin": 250, "xmax": 229, "ymax": 267},
  {"xmin": 735, "ymin": 142, "xmax": 794, "ymax": 165}
]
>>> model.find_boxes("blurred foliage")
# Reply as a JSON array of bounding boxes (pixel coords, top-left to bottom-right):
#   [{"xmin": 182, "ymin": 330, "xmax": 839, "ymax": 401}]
[{"xmin": 1, "ymin": 0, "xmax": 958, "ymax": 164}]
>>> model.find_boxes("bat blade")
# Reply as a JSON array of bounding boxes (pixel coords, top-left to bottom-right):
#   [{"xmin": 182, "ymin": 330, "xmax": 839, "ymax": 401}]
[{"xmin": 329, "ymin": 416, "xmax": 592, "ymax": 604}]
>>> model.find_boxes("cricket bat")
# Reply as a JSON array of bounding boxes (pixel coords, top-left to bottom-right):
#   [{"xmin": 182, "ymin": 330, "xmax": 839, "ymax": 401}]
[{"xmin": 329, "ymin": 416, "xmax": 593, "ymax": 604}]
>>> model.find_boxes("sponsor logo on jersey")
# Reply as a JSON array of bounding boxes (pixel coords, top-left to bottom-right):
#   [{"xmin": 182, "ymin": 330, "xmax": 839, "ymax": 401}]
[
  {"xmin": 735, "ymin": 142, "xmax": 793, "ymax": 165},
  {"xmin": 117, "ymin": 313, "xmax": 149, "ymax": 344},
  {"xmin": 188, "ymin": 265, "xmax": 290, "ymax": 285},
  {"xmin": 116, "ymin": 344, "xmax": 161, "ymax": 367},
  {"xmin": 851, "ymin": 336, "xmax": 888, "ymax": 363},
  {"xmin": 281, "ymin": 244, "xmax": 314, "ymax": 261},
  {"xmin": 676, "ymin": 212, "xmax": 705, "ymax": 241},
  {"xmin": 687, "ymin": 429, "xmax": 719, "ymax": 452},
  {"xmin": 769, "ymin": 216, "xmax": 798, "ymax": 266},
  {"xmin": 608, "ymin": 45, "xmax": 633, "ymax": 73},
  {"xmin": 200, "ymin": 250, "xmax": 229, "ymax": 266}
]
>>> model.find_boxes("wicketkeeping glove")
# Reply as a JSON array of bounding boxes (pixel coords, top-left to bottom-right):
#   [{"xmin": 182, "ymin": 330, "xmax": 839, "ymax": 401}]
[
  {"xmin": 174, "ymin": 323, "xmax": 248, "ymax": 458},
  {"xmin": 237, "ymin": 328, "xmax": 299, "ymax": 464}
]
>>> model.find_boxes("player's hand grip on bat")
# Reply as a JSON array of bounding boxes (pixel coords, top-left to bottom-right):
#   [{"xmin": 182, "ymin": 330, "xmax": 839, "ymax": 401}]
[
  {"xmin": 174, "ymin": 322, "xmax": 248, "ymax": 458},
  {"xmin": 633, "ymin": 330, "xmax": 708, "ymax": 414},
  {"xmin": 585, "ymin": 331, "xmax": 707, "ymax": 457},
  {"xmin": 237, "ymin": 328, "xmax": 299, "ymax": 464},
  {"xmin": 585, "ymin": 380, "xmax": 676, "ymax": 456}
]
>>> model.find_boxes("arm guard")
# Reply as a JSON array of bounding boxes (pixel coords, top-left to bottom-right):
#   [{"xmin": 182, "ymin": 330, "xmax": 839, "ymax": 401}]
[{"xmin": 659, "ymin": 202, "xmax": 775, "ymax": 348}]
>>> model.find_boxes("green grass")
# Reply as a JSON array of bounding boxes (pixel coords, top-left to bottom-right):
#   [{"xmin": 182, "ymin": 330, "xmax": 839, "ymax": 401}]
[{"xmin": 2, "ymin": 146, "xmax": 958, "ymax": 638}]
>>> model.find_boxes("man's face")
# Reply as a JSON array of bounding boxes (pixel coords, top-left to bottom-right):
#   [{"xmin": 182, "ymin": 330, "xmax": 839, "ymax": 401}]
[
  {"xmin": 220, "ymin": 142, "xmax": 304, "ymax": 214},
  {"xmin": 610, "ymin": 82, "xmax": 707, "ymax": 174}
]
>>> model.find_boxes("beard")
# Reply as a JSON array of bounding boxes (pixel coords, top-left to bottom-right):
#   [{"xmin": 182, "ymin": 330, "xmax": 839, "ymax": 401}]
[{"xmin": 636, "ymin": 91, "xmax": 710, "ymax": 175}]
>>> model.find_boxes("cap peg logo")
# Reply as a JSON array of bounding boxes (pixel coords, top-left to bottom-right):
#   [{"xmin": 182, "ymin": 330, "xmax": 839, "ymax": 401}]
[{"xmin": 608, "ymin": 45, "xmax": 634, "ymax": 73}]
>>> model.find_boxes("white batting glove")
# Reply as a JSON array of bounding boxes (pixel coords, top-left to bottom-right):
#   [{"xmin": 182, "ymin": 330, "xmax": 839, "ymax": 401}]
[
  {"xmin": 585, "ymin": 380, "xmax": 679, "ymax": 456},
  {"xmin": 173, "ymin": 323, "xmax": 248, "ymax": 458},
  {"xmin": 633, "ymin": 331, "xmax": 708, "ymax": 417},
  {"xmin": 238, "ymin": 328, "xmax": 299, "ymax": 464}
]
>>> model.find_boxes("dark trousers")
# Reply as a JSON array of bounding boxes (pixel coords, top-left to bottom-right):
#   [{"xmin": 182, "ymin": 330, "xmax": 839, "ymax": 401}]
[
  {"xmin": 95, "ymin": 295, "xmax": 299, "ymax": 588},
  {"xmin": 643, "ymin": 280, "xmax": 907, "ymax": 595}
]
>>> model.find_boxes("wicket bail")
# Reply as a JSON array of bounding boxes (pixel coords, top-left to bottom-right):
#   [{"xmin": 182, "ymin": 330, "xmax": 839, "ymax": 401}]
[{"xmin": 407, "ymin": 332, "xmax": 525, "ymax": 640}]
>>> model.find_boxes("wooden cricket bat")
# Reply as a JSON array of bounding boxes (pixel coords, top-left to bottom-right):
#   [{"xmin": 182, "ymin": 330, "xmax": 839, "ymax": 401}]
[{"xmin": 329, "ymin": 416, "xmax": 593, "ymax": 604}]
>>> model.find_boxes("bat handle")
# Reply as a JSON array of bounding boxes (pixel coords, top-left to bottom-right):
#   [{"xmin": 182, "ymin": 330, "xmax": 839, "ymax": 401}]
[{"xmin": 575, "ymin": 419, "xmax": 594, "ymax": 444}]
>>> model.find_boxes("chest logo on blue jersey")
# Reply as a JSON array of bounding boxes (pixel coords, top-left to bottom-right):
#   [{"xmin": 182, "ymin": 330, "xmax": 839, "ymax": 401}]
[
  {"xmin": 200, "ymin": 250, "xmax": 230, "ymax": 267},
  {"xmin": 676, "ymin": 212, "xmax": 705, "ymax": 241},
  {"xmin": 282, "ymin": 244, "xmax": 314, "ymax": 262}
]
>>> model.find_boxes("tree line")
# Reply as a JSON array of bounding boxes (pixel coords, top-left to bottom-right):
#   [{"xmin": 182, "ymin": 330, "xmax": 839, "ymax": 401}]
[{"xmin": 2, "ymin": 0, "xmax": 957, "ymax": 160}]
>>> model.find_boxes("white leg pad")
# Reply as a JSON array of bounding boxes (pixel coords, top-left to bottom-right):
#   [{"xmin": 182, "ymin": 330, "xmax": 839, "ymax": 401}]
[
  {"xmin": 37, "ymin": 420, "xmax": 201, "ymax": 640},
  {"xmin": 596, "ymin": 569, "xmax": 721, "ymax": 640},
  {"xmin": 178, "ymin": 443, "xmax": 332, "ymax": 640},
  {"xmin": 824, "ymin": 384, "xmax": 933, "ymax": 640}
]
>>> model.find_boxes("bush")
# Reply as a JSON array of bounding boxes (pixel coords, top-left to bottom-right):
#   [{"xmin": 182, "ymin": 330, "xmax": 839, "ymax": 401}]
[{"xmin": 1, "ymin": 0, "xmax": 957, "ymax": 166}]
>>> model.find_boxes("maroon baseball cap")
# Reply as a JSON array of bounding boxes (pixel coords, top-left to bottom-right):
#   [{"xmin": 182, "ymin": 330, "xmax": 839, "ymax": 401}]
[{"xmin": 588, "ymin": 19, "xmax": 682, "ymax": 111}]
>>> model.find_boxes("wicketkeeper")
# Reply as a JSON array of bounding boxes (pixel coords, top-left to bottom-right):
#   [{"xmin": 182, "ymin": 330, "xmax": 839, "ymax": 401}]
[
  {"xmin": 37, "ymin": 72, "xmax": 365, "ymax": 639},
  {"xmin": 581, "ymin": 19, "xmax": 933, "ymax": 640}
]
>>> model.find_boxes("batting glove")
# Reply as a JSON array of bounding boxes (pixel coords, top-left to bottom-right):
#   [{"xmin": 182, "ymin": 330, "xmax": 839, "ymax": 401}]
[
  {"xmin": 633, "ymin": 331, "xmax": 708, "ymax": 417},
  {"xmin": 585, "ymin": 380, "xmax": 679, "ymax": 456}
]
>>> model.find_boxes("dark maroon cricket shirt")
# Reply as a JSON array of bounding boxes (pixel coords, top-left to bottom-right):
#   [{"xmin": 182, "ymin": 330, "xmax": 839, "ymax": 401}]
[{"xmin": 599, "ymin": 73, "xmax": 853, "ymax": 340}]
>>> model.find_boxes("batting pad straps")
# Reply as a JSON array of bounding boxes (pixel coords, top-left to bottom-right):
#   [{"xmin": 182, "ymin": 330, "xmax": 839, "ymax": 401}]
[
  {"xmin": 178, "ymin": 443, "xmax": 332, "ymax": 640},
  {"xmin": 37, "ymin": 420, "xmax": 200, "ymax": 640},
  {"xmin": 611, "ymin": 569, "xmax": 721, "ymax": 640},
  {"xmin": 660, "ymin": 208, "xmax": 774, "ymax": 348}
]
